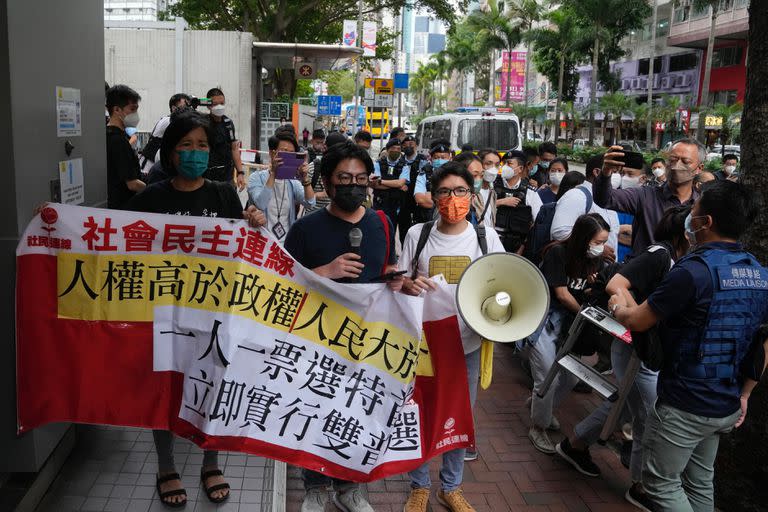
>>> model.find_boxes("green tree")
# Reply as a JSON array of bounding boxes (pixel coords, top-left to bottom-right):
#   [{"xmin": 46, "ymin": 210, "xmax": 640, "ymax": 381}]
[
  {"xmin": 598, "ymin": 92, "xmax": 634, "ymax": 143},
  {"xmin": 703, "ymin": 102, "xmax": 743, "ymax": 152},
  {"xmin": 411, "ymin": 62, "xmax": 440, "ymax": 114},
  {"xmin": 164, "ymin": 0, "xmax": 456, "ymax": 97},
  {"xmin": 527, "ymin": 7, "xmax": 588, "ymax": 141},
  {"xmin": 319, "ymin": 70, "xmax": 357, "ymax": 101},
  {"xmin": 505, "ymin": 0, "xmax": 544, "ymax": 108},
  {"xmin": 467, "ymin": 0, "xmax": 522, "ymax": 107},
  {"xmin": 564, "ymin": 0, "xmax": 651, "ymax": 144},
  {"xmin": 443, "ymin": 19, "xmax": 486, "ymax": 105}
]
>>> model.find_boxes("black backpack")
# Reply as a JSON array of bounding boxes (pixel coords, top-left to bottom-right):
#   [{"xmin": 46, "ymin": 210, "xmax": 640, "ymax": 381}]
[{"xmin": 526, "ymin": 186, "xmax": 593, "ymax": 265}]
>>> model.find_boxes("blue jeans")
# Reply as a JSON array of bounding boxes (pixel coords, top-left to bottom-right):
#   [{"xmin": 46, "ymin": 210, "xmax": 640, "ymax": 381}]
[
  {"xmin": 408, "ymin": 348, "xmax": 480, "ymax": 492},
  {"xmin": 642, "ymin": 401, "xmax": 740, "ymax": 512},
  {"xmin": 573, "ymin": 339, "xmax": 657, "ymax": 481}
]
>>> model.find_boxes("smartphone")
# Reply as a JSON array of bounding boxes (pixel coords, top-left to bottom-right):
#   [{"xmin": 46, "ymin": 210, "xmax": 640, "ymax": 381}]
[
  {"xmin": 619, "ymin": 151, "xmax": 645, "ymax": 170},
  {"xmin": 276, "ymin": 151, "xmax": 306, "ymax": 179},
  {"xmin": 369, "ymin": 270, "xmax": 408, "ymax": 283}
]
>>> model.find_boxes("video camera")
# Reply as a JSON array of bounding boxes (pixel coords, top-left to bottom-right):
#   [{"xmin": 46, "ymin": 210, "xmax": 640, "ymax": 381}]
[{"xmin": 189, "ymin": 97, "xmax": 213, "ymax": 109}]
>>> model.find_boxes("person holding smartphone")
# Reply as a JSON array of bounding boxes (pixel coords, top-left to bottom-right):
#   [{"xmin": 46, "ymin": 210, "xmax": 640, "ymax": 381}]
[{"xmin": 247, "ymin": 131, "xmax": 315, "ymax": 241}]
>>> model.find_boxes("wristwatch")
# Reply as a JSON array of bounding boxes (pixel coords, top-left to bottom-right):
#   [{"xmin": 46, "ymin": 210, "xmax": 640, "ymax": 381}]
[{"xmin": 302, "ymin": 180, "xmax": 312, "ymax": 187}]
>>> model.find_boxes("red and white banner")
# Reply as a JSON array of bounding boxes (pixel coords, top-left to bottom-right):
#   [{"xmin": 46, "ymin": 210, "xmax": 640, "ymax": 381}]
[{"xmin": 16, "ymin": 205, "xmax": 473, "ymax": 482}]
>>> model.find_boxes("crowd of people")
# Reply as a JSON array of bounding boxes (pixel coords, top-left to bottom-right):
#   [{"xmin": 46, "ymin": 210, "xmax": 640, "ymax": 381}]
[{"xmin": 103, "ymin": 84, "xmax": 768, "ymax": 512}]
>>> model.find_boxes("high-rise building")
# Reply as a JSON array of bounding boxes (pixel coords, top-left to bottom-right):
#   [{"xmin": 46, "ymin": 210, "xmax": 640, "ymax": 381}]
[
  {"xmin": 104, "ymin": 1, "xmax": 173, "ymax": 22},
  {"xmin": 401, "ymin": 3, "xmax": 447, "ymax": 73}
]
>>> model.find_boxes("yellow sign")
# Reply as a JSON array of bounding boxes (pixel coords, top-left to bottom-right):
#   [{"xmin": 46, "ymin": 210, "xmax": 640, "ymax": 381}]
[
  {"xmin": 705, "ymin": 115, "xmax": 723, "ymax": 129},
  {"xmin": 364, "ymin": 78, "xmax": 376, "ymax": 89},
  {"xmin": 374, "ymin": 78, "xmax": 394, "ymax": 95}
]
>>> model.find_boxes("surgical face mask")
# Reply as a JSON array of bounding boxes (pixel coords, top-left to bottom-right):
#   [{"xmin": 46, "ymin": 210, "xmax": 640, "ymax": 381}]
[
  {"xmin": 332, "ymin": 184, "xmax": 367, "ymax": 212},
  {"xmin": 724, "ymin": 165, "xmax": 737, "ymax": 175},
  {"xmin": 652, "ymin": 166, "xmax": 666, "ymax": 178},
  {"xmin": 123, "ymin": 112, "xmax": 140, "ymax": 128},
  {"xmin": 549, "ymin": 172, "xmax": 565, "ymax": 186},
  {"xmin": 621, "ymin": 175, "xmax": 642, "ymax": 189},
  {"xmin": 210, "ymin": 104, "xmax": 226, "ymax": 117},
  {"xmin": 177, "ymin": 149, "xmax": 209, "ymax": 179},
  {"xmin": 587, "ymin": 243, "xmax": 605, "ymax": 259},
  {"xmin": 403, "ymin": 146, "xmax": 415, "ymax": 157},
  {"xmin": 473, "ymin": 178, "xmax": 483, "ymax": 194},
  {"xmin": 668, "ymin": 159, "xmax": 696, "ymax": 185},
  {"xmin": 501, "ymin": 165, "xmax": 516, "ymax": 180},
  {"xmin": 437, "ymin": 195, "xmax": 471, "ymax": 224},
  {"xmin": 432, "ymin": 158, "xmax": 448, "ymax": 169},
  {"xmin": 684, "ymin": 213, "xmax": 707, "ymax": 246},
  {"xmin": 125, "ymin": 127, "xmax": 138, "ymax": 137},
  {"xmin": 529, "ymin": 163, "xmax": 539, "ymax": 176},
  {"xmin": 610, "ymin": 172, "xmax": 622, "ymax": 189},
  {"xmin": 539, "ymin": 160, "xmax": 551, "ymax": 170},
  {"xmin": 483, "ymin": 168, "xmax": 498, "ymax": 183},
  {"xmin": 388, "ymin": 150, "xmax": 401, "ymax": 161}
]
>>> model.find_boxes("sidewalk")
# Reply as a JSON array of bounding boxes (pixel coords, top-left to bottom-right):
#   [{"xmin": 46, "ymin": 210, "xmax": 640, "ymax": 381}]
[
  {"xmin": 35, "ymin": 425, "xmax": 274, "ymax": 512},
  {"xmin": 286, "ymin": 343, "xmax": 636, "ymax": 512}
]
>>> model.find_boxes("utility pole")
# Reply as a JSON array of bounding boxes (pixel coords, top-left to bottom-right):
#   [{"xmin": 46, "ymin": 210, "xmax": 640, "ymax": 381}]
[
  {"xmin": 351, "ymin": 0, "xmax": 364, "ymax": 135},
  {"xmin": 646, "ymin": 0, "xmax": 658, "ymax": 145},
  {"xmin": 394, "ymin": 9, "xmax": 402, "ymax": 128}
]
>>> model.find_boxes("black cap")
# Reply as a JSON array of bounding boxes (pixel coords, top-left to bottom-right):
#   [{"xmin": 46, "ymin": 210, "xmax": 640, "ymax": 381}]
[
  {"xmin": 325, "ymin": 132, "xmax": 347, "ymax": 148},
  {"xmin": 386, "ymin": 138, "xmax": 402, "ymax": 149},
  {"xmin": 403, "ymin": 135, "xmax": 416, "ymax": 143},
  {"xmin": 312, "ymin": 129, "xmax": 326, "ymax": 139}
]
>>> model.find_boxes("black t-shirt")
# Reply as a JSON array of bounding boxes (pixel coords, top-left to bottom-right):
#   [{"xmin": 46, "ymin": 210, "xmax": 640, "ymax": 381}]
[
  {"xmin": 618, "ymin": 242, "xmax": 674, "ymax": 303},
  {"xmin": 125, "ymin": 179, "xmax": 243, "ymax": 219},
  {"xmin": 106, "ymin": 126, "xmax": 141, "ymax": 209},
  {"xmin": 540, "ymin": 243, "xmax": 591, "ymax": 305},
  {"xmin": 206, "ymin": 115, "xmax": 237, "ymax": 181},
  {"xmin": 284, "ymin": 208, "xmax": 397, "ymax": 283}
]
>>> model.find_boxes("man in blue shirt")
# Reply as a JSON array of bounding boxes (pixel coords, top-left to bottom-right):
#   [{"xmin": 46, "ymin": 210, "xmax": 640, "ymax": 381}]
[
  {"xmin": 609, "ymin": 181, "xmax": 768, "ymax": 512},
  {"xmin": 284, "ymin": 140, "xmax": 402, "ymax": 512}
]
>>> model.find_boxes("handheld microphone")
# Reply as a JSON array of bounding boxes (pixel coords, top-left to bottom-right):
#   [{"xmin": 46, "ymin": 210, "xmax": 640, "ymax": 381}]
[{"xmin": 349, "ymin": 227, "xmax": 363, "ymax": 256}]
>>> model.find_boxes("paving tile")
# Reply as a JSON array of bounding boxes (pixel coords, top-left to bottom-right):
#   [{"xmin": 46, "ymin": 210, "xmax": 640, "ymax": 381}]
[
  {"xmin": 131, "ymin": 485, "xmax": 156, "ymax": 499},
  {"xmin": 82, "ymin": 496, "xmax": 109, "ymax": 511},
  {"xmin": 104, "ymin": 497, "xmax": 131, "ymax": 512},
  {"xmin": 90, "ymin": 483, "xmax": 115, "ymax": 497},
  {"xmin": 125, "ymin": 499, "xmax": 152, "ymax": 512}
]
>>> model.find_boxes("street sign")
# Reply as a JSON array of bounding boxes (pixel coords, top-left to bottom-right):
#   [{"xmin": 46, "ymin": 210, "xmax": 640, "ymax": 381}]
[
  {"xmin": 365, "ymin": 78, "xmax": 376, "ymax": 89},
  {"xmin": 317, "ymin": 95, "xmax": 343, "ymax": 116},
  {"xmin": 374, "ymin": 94, "xmax": 394, "ymax": 108},
  {"xmin": 364, "ymin": 87, "xmax": 375, "ymax": 100},
  {"xmin": 295, "ymin": 62, "xmax": 316, "ymax": 78},
  {"xmin": 363, "ymin": 98, "xmax": 375, "ymax": 107},
  {"xmin": 374, "ymin": 78, "xmax": 393, "ymax": 95},
  {"xmin": 394, "ymin": 73, "xmax": 409, "ymax": 92}
]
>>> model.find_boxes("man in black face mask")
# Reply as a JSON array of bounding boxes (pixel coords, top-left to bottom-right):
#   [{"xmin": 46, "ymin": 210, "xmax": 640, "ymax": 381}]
[
  {"xmin": 283, "ymin": 140, "xmax": 402, "ymax": 512},
  {"xmin": 398, "ymin": 135, "xmax": 427, "ymax": 245}
]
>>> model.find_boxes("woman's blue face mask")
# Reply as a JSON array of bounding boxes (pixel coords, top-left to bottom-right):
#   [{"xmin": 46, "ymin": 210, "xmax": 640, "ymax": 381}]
[{"xmin": 177, "ymin": 149, "xmax": 209, "ymax": 179}]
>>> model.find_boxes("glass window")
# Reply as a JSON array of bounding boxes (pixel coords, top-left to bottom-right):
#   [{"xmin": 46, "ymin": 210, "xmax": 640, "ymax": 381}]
[
  {"xmin": 674, "ymin": 6, "xmax": 690, "ymax": 23},
  {"xmin": 735, "ymin": 0, "xmax": 748, "ymax": 8},
  {"xmin": 712, "ymin": 46, "xmax": 743, "ymax": 68},
  {"xmin": 669, "ymin": 53, "xmax": 698, "ymax": 72},
  {"xmin": 457, "ymin": 119, "xmax": 519, "ymax": 151},
  {"xmin": 641, "ymin": 22, "xmax": 652, "ymax": 41},
  {"xmin": 657, "ymin": 19, "xmax": 670, "ymax": 37},
  {"xmin": 415, "ymin": 123, "xmax": 423, "ymax": 147},
  {"xmin": 691, "ymin": 3, "xmax": 710, "ymax": 18},
  {"xmin": 638, "ymin": 57, "xmax": 663, "ymax": 76},
  {"xmin": 709, "ymin": 90, "xmax": 738, "ymax": 106},
  {"xmin": 432, "ymin": 120, "xmax": 451, "ymax": 142}
]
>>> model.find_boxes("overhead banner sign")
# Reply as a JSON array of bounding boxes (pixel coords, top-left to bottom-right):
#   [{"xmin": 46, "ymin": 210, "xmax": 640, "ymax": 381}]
[
  {"xmin": 362, "ymin": 21, "xmax": 377, "ymax": 57},
  {"xmin": 16, "ymin": 205, "xmax": 473, "ymax": 482},
  {"xmin": 342, "ymin": 20, "xmax": 357, "ymax": 48}
]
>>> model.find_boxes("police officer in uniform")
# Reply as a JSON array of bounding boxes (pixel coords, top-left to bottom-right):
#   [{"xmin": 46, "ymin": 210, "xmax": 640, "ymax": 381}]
[
  {"xmin": 399, "ymin": 135, "xmax": 427, "ymax": 243},
  {"xmin": 609, "ymin": 180, "xmax": 768, "ymax": 511},
  {"xmin": 372, "ymin": 138, "xmax": 409, "ymax": 228},
  {"xmin": 204, "ymin": 87, "xmax": 242, "ymax": 183},
  {"xmin": 493, "ymin": 151, "xmax": 542, "ymax": 253},
  {"xmin": 412, "ymin": 140, "xmax": 453, "ymax": 225}
]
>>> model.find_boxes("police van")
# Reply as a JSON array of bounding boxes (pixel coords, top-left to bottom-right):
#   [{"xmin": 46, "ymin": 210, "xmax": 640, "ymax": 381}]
[{"xmin": 415, "ymin": 108, "xmax": 522, "ymax": 154}]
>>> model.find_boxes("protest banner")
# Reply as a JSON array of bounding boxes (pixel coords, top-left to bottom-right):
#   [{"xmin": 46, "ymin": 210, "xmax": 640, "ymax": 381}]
[{"xmin": 16, "ymin": 204, "xmax": 473, "ymax": 482}]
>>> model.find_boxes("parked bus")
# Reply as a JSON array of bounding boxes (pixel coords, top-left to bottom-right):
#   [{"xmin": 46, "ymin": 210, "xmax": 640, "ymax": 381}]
[
  {"xmin": 415, "ymin": 110, "xmax": 521, "ymax": 154},
  {"xmin": 343, "ymin": 103, "xmax": 365, "ymax": 133}
]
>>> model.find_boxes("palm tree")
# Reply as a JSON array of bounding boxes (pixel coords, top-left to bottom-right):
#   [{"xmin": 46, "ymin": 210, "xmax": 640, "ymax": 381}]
[
  {"xmin": 704, "ymin": 101, "xmax": 743, "ymax": 152},
  {"xmin": 467, "ymin": 0, "xmax": 522, "ymax": 107},
  {"xmin": 561, "ymin": 101, "xmax": 583, "ymax": 141},
  {"xmin": 598, "ymin": 92, "xmax": 635, "ymax": 143},
  {"xmin": 443, "ymin": 21, "xmax": 482, "ymax": 105},
  {"xmin": 411, "ymin": 62, "xmax": 439, "ymax": 113},
  {"xmin": 527, "ymin": 7, "xmax": 587, "ymax": 141},
  {"xmin": 505, "ymin": 0, "xmax": 545, "ymax": 108}
]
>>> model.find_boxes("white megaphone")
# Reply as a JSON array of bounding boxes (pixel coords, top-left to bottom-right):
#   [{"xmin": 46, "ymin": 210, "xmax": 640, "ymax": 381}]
[{"xmin": 456, "ymin": 253, "xmax": 550, "ymax": 343}]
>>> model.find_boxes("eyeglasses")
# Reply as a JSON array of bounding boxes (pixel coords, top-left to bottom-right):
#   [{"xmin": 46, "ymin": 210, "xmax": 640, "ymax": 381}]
[
  {"xmin": 334, "ymin": 172, "xmax": 370, "ymax": 186},
  {"xmin": 433, "ymin": 187, "xmax": 471, "ymax": 199}
]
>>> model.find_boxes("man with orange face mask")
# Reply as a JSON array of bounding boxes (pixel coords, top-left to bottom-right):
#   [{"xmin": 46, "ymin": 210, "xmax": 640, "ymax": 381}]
[{"xmin": 398, "ymin": 162, "xmax": 505, "ymax": 512}]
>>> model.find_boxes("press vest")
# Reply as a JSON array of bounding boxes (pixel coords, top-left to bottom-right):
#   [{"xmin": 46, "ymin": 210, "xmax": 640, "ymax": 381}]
[
  {"xmin": 664, "ymin": 247, "xmax": 768, "ymax": 385},
  {"xmin": 494, "ymin": 177, "xmax": 533, "ymax": 236}
]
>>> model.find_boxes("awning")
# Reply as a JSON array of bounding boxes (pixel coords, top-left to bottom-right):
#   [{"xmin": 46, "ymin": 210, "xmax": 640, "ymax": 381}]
[{"xmin": 252, "ymin": 42, "xmax": 363, "ymax": 71}]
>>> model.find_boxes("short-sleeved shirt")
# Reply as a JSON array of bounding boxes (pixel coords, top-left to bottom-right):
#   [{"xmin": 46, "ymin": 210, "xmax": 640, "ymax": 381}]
[
  {"xmin": 284, "ymin": 208, "xmax": 396, "ymax": 283},
  {"xmin": 206, "ymin": 115, "xmax": 237, "ymax": 181},
  {"xmin": 106, "ymin": 126, "xmax": 141, "ymax": 209},
  {"xmin": 125, "ymin": 179, "xmax": 243, "ymax": 219},
  {"xmin": 646, "ymin": 242, "xmax": 760, "ymax": 417},
  {"xmin": 618, "ymin": 242, "xmax": 673, "ymax": 303},
  {"xmin": 540, "ymin": 243, "xmax": 591, "ymax": 305}
]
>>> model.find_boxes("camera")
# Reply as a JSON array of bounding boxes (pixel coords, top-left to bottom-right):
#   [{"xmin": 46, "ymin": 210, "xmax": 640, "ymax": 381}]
[{"xmin": 189, "ymin": 97, "xmax": 213, "ymax": 110}]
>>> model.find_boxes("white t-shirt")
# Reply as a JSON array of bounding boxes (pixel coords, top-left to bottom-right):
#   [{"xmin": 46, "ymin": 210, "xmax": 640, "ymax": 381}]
[
  {"xmin": 399, "ymin": 221, "xmax": 505, "ymax": 354},
  {"xmin": 550, "ymin": 184, "xmax": 619, "ymax": 250}
]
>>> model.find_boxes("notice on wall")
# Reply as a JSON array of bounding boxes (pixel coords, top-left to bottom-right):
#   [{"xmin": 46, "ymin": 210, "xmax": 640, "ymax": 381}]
[
  {"xmin": 58, "ymin": 158, "xmax": 84, "ymax": 205},
  {"xmin": 56, "ymin": 86, "xmax": 82, "ymax": 137}
]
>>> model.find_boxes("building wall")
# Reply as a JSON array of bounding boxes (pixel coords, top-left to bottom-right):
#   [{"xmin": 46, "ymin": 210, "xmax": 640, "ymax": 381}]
[
  {"xmin": 104, "ymin": 28, "xmax": 253, "ymax": 148},
  {"xmin": 697, "ymin": 39, "xmax": 748, "ymax": 105},
  {"xmin": 668, "ymin": 0, "xmax": 749, "ymax": 47}
]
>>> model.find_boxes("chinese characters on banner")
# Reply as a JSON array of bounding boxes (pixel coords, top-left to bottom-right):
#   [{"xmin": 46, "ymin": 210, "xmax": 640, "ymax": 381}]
[
  {"xmin": 498, "ymin": 51, "xmax": 526, "ymax": 103},
  {"xmin": 16, "ymin": 205, "xmax": 473, "ymax": 482}
]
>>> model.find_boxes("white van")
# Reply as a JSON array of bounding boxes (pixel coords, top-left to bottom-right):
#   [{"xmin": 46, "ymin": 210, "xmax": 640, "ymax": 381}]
[{"xmin": 415, "ymin": 111, "xmax": 522, "ymax": 154}]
